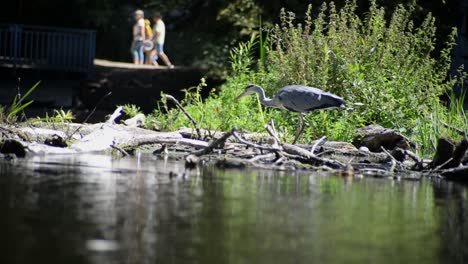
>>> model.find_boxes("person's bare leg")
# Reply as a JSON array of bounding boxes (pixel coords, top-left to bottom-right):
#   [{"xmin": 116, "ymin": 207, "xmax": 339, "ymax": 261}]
[
  {"xmin": 158, "ymin": 52, "xmax": 173, "ymax": 67},
  {"xmin": 151, "ymin": 50, "xmax": 159, "ymax": 65}
]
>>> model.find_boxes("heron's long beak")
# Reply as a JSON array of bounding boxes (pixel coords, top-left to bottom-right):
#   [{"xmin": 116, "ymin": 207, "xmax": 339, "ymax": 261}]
[{"xmin": 233, "ymin": 91, "xmax": 248, "ymax": 101}]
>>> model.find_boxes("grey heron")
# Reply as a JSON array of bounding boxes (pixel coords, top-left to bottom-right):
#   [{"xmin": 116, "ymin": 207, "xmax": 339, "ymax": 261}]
[{"xmin": 234, "ymin": 84, "xmax": 344, "ymax": 144}]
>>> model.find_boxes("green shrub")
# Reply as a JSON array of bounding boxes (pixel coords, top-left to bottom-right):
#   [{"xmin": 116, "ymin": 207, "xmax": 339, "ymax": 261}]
[
  {"xmin": 122, "ymin": 104, "xmax": 142, "ymax": 118},
  {"xmin": 267, "ymin": 2, "xmax": 456, "ymax": 138}
]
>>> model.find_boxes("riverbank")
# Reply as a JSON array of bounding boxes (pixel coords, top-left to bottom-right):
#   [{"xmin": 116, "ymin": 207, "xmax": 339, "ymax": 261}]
[{"xmin": 1, "ymin": 107, "xmax": 466, "ymax": 182}]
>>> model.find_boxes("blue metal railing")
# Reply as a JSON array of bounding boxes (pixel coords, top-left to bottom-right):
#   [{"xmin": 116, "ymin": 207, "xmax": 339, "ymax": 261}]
[{"xmin": 0, "ymin": 24, "xmax": 96, "ymax": 78}]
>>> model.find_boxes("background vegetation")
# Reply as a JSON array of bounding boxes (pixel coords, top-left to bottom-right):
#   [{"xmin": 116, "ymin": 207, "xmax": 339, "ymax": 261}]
[
  {"xmin": 2, "ymin": 0, "xmax": 463, "ymax": 78},
  {"xmin": 148, "ymin": 1, "xmax": 467, "ymax": 156}
]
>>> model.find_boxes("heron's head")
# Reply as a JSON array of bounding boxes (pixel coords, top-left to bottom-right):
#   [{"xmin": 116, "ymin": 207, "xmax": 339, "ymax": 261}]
[{"xmin": 234, "ymin": 84, "xmax": 260, "ymax": 101}]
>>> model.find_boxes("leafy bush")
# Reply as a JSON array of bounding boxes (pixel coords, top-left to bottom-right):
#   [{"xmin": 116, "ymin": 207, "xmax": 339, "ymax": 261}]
[
  {"xmin": 122, "ymin": 104, "xmax": 143, "ymax": 118},
  {"xmin": 266, "ymin": 1, "xmax": 457, "ymax": 139}
]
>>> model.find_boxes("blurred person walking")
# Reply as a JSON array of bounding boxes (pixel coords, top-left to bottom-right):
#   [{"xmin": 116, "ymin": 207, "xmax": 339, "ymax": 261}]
[
  {"xmin": 152, "ymin": 12, "xmax": 174, "ymax": 68},
  {"xmin": 130, "ymin": 10, "xmax": 145, "ymax": 64},
  {"xmin": 144, "ymin": 18, "xmax": 154, "ymax": 64}
]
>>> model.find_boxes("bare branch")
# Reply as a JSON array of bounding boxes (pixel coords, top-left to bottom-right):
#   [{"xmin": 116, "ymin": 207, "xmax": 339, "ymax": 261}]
[
  {"xmin": 111, "ymin": 141, "xmax": 130, "ymax": 157},
  {"xmin": 441, "ymin": 121, "xmax": 466, "ymax": 136},
  {"xmin": 232, "ymin": 131, "xmax": 281, "ymax": 151},
  {"xmin": 192, "ymin": 128, "xmax": 237, "ymax": 156},
  {"xmin": 165, "ymin": 94, "xmax": 202, "ymax": 140},
  {"xmin": 283, "ymin": 143, "xmax": 345, "ymax": 169},
  {"xmin": 310, "ymin": 136, "xmax": 326, "ymax": 154}
]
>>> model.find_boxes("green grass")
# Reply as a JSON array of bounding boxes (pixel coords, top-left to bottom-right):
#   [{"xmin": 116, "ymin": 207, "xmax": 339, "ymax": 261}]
[
  {"xmin": 414, "ymin": 92, "xmax": 467, "ymax": 156},
  {"xmin": 34, "ymin": 109, "xmax": 75, "ymax": 124},
  {"xmin": 1, "ymin": 81, "xmax": 41, "ymax": 123}
]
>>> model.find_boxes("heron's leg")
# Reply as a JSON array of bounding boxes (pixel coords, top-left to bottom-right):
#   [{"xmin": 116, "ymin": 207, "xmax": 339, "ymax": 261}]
[{"xmin": 293, "ymin": 113, "xmax": 305, "ymax": 144}]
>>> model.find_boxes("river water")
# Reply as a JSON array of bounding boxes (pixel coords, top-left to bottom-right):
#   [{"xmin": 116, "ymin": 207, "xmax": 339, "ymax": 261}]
[{"xmin": 0, "ymin": 154, "xmax": 467, "ymax": 264}]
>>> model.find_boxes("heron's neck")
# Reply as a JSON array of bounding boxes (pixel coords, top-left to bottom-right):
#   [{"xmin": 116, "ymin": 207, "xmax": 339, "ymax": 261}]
[{"xmin": 254, "ymin": 87, "xmax": 277, "ymax": 108}]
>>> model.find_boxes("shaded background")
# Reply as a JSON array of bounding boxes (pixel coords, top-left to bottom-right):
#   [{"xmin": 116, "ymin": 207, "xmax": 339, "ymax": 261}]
[{"xmin": 1, "ymin": 0, "xmax": 463, "ymax": 75}]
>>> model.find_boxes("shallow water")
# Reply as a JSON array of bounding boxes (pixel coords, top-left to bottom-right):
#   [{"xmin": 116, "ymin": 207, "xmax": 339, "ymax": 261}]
[{"xmin": 0, "ymin": 154, "xmax": 467, "ymax": 264}]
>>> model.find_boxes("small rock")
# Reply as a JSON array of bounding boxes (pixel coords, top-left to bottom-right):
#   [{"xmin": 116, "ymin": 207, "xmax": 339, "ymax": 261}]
[
  {"xmin": 0, "ymin": 139, "xmax": 26, "ymax": 158},
  {"xmin": 44, "ymin": 134, "xmax": 67, "ymax": 148},
  {"xmin": 359, "ymin": 146, "xmax": 370, "ymax": 152}
]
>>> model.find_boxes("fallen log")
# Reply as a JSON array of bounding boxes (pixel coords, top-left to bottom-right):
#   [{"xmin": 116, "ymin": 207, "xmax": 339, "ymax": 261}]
[
  {"xmin": 353, "ymin": 125, "xmax": 414, "ymax": 152},
  {"xmin": 441, "ymin": 166, "xmax": 468, "ymax": 181},
  {"xmin": 69, "ymin": 124, "xmax": 201, "ymax": 153},
  {"xmin": 27, "ymin": 142, "xmax": 77, "ymax": 155}
]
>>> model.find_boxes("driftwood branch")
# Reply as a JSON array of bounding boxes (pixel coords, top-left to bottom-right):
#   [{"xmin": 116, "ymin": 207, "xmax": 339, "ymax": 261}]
[
  {"xmin": 192, "ymin": 128, "xmax": 237, "ymax": 156},
  {"xmin": 249, "ymin": 153, "xmax": 277, "ymax": 162},
  {"xmin": 132, "ymin": 136, "xmax": 209, "ymax": 149},
  {"xmin": 232, "ymin": 131, "xmax": 281, "ymax": 151},
  {"xmin": 433, "ymin": 158, "xmax": 454, "ymax": 172},
  {"xmin": 165, "ymin": 94, "xmax": 202, "ymax": 140},
  {"xmin": 441, "ymin": 121, "xmax": 466, "ymax": 136},
  {"xmin": 265, "ymin": 125, "xmax": 280, "ymax": 145},
  {"xmin": 310, "ymin": 136, "xmax": 326, "ymax": 154},
  {"xmin": 111, "ymin": 141, "xmax": 130, "ymax": 157},
  {"xmin": 282, "ymin": 144, "xmax": 345, "ymax": 169},
  {"xmin": 106, "ymin": 106, "xmax": 123, "ymax": 124},
  {"xmin": 265, "ymin": 119, "xmax": 281, "ymax": 145},
  {"xmin": 380, "ymin": 146, "xmax": 400, "ymax": 172},
  {"xmin": 405, "ymin": 149, "xmax": 423, "ymax": 171}
]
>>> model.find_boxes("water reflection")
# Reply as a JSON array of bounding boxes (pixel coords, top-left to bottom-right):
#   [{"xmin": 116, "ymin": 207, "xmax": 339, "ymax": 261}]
[{"xmin": 0, "ymin": 154, "xmax": 467, "ymax": 264}]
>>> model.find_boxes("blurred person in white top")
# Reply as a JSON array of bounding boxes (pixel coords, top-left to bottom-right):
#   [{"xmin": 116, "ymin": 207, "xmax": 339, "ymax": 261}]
[
  {"xmin": 151, "ymin": 12, "xmax": 174, "ymax": 68},
  {"xmin": 131, "ymin": 10, "xmax": 145, "ymax": 64}
]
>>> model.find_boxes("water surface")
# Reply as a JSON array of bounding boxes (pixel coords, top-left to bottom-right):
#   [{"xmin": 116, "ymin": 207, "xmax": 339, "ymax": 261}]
[{"xmin": 0, "ymin": 154, "xmax": 467, "ymax": 264}]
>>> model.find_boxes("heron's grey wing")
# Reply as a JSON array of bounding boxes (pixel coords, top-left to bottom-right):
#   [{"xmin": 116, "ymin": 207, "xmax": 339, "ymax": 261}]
[{"xmin": 276, "ymin": 85, "xmax": 343, "ymax": 112}]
